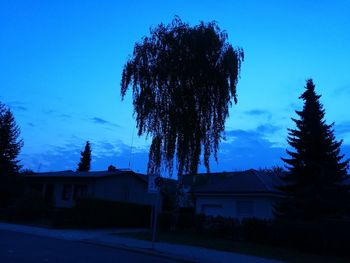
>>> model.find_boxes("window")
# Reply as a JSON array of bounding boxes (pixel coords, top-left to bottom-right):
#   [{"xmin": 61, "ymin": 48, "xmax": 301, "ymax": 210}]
[
  {"xmin": 62, "ymin": 184, "xmax": 72, "ymax": 201},
  {"xmin": 73, "ymin": 184, "xmax": 88, "ymax": 200},
  {"xmin": 236, "ymin": 201, "xmax": 254, "ymax": 217}
]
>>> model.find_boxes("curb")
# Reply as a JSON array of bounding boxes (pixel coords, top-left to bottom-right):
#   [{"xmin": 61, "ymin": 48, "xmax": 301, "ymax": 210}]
[{"xmin": 80, "ymin": 240, "xmax": 200, "ymax": 263}]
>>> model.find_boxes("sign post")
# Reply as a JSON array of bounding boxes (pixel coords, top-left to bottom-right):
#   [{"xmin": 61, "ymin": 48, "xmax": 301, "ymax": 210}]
[{"xmin": 148, "ymin": 174, "xmax": 163, "ymax": 250}]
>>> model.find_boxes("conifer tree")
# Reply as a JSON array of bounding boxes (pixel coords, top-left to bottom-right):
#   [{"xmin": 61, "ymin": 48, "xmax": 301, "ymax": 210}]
[
  {"xmin": 0, "ymin": 102, "xmax": 23, "ymax": 176},
  {"xmin": 77, "ymin": 141, "xmax": 91, "ymax": 172},
  {"xmin": 0, "ymin": 102, "xmax": 23, "ymax": 206},
  {"xmin": 275, "ymin": 79, "xmax": 349, "ymax": 220}
]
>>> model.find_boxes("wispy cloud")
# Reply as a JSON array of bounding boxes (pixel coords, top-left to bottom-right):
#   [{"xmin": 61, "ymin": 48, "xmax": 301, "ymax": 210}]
[
  {"xmin": 99, "ymin": 141, "xmax": 115, "ymax": 151},
  {"xmin": 333, "ymin": 85, "xmax": 350, "ymax": 96},
  {"xmin": 42, "ymin": 109, "xmax": 72, "ymax": 119},
  {"xmin": 7, "ymin": 101, "xmax": 28, "ymax": 112},
  {"xmin": 256, "ymin": 124, "xmax": 280, "ymax": 134},
  {"xmin": 200, "ymin": 128, "xmax": 287, "ymax": 172},
  {"xmin": 20, "ymin": 140, "xmax": 148, "ymax": 173},
  {"xmin": 225, "ymin": 123, "xmax": 281, "ymax": 139},
  {"xmin": 58, "ymin": 114, "xmax": 72, "ymax": 119},
  {"xmin": 91, "ymin": 117, "xmax": 120, "ymax": 128},
  {"xmin": 42, "ymin": 109, "xmax": 56, "ymax": 115},
  {"xmin": 91, "ymin": 117, "xmax": 109, "ymax": 124},
  {"xmin": 244, "ymin": 109, "xmax": 270, "ymax": 116},
  {"xmin": 335, "ymin": 121, "xmax": 350, "ymax": 136}
]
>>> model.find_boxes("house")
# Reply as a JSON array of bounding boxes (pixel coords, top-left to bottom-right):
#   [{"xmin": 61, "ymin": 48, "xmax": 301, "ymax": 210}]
[
  {"xmin": 191, "ymin": 169, "xmax": 283, "ymax": 220},
  {"xmin": 25, "ymin": 169, "xmax": 161, "ymax": 209}
]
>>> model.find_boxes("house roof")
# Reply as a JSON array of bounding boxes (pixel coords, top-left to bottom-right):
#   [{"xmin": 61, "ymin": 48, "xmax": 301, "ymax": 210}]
[
  {"xmin": 191, "ymin": 169, "xmax": 283, "ymax": 195},
  {"xmin": 24, "ymin": 169, "xmax": 148, "ymax": 184},
  {"xmin": 26, "ymin": 169, "xmax": 130, "ymax": 177}
]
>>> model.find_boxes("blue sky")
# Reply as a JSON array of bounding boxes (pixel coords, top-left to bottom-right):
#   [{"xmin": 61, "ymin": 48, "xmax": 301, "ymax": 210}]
[{"xmin": 1, "ymin": 0, "xmax": 350, "ymax": 173}]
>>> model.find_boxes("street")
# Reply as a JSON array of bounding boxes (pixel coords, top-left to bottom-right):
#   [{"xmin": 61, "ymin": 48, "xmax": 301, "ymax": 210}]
[{"xmin": 0, "ymin": 230, "xmax": 180, "ymax": 263}]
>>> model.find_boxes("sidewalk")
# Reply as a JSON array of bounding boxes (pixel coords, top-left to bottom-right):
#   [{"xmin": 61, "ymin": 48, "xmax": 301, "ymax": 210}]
[{"xmin": 0, "ymin": 222, "xmax": 283, "ymax": 263}]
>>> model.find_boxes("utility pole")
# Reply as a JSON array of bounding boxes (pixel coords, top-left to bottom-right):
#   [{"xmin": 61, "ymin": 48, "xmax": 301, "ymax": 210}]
[{"xmin": 148, "ymin": 175, "xmax": 163, "ymax": 250}]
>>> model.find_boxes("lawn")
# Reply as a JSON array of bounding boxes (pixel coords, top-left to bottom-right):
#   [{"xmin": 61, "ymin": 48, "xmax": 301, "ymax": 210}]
[{"xmin": 116, "ymin": 230, "xmax": 348, "ymax": 263}]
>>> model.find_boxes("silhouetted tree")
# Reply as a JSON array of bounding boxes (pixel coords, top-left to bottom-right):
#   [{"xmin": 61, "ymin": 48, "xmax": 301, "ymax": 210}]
[
  {"xmin": 275, "ymin": 79, "xmax": 349, "ymax": 221},
  {"xmin": 77, "ymin": 141, "xmax": 91, "ymax": 172},
  {"xmin": 121, "ymin": 17, "xmax": 244, "ymax": 186},
  {"xmin": 0, "ymin": 102, "xmax": 24, "ymax": 206},
  {"xmin": 108, "ymin": 165, "xmax": 117, "ymax": 171},
  {"xmin": 259, "ymin": 166, "xmax": 285, "ymax": 176},
  {"xmin": 20, "ymin": 168, "xmax": 34, "ymax": 175},
  {"xmin": 0, "ymin": 102, "xmax": 23, "ymax": 176}
]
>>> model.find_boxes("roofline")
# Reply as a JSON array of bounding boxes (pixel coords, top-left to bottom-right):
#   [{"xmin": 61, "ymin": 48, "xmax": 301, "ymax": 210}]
[
  {"xmin": 191, "ymin": 191, "xmax": 284, "ymax": 197},
  {"xmin": 253, "ymin": 170, "xmax": 272, "ymax": 191},
  {"xmin": 24, "ymin": 170, "xmax": 136, "ymax": 177},
  {"xmin": 187, "ymin": 169, "xmax": 257, "ymax": 177},
  {"xmin": 23, "ymin": 170, "xmax": 148, "ymax": 183}
]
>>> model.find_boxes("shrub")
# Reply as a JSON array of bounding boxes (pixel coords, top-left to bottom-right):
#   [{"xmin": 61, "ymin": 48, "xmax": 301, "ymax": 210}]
[
  {"xmin": 159, "ymin": 208, "xmax": 196, "ymax": 231},
  {"xmin": 241, "ymin": 218, "xmax": 271, "ymax": 244},
  {"xmin": 53, "ymin": 198, "xmax": 152, "ymax": 228},
  {"xmin": 14, "ymin": 190, "xmax": 49, "ymax": 218},
  {"xmin": 270, "ymin": 219, "xmax": 350, "ymax": 256},
  {"xmin": 0, "ymin": 189, "xmax": 49, "ymax": 222}
]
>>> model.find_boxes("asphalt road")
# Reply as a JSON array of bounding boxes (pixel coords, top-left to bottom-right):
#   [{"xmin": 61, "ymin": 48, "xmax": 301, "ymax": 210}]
[{"xmin": 0, "ymin": 230, "xmax": 180, "ymax": 263}]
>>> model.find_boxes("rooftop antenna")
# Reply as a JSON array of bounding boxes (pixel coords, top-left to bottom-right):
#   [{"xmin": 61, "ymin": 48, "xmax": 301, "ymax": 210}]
[{"xmin": 128, "ymin": 124, "xmax": 136, "ymax": 170}]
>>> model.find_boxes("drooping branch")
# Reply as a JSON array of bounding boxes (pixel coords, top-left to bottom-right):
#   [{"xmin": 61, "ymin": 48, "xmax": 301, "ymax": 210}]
[{"xmin": 121, "ymin": 17, "xmax": 243, "ymax": 178}]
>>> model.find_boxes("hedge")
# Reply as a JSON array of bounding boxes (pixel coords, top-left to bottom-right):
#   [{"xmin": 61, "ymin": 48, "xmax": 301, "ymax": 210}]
[{"xmin": 52, "ymin": 198, "xmax": 152, "ymax": 228}]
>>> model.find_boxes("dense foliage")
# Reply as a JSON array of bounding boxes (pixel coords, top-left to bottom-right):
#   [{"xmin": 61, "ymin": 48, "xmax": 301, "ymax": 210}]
[
  {"xmin": 0, "ymin": 102, "xmax": 23, "ymax": 176},
  {"xmin": 77, "ymin": 141, "xmax": 92, "ymax": 172},
  {"xmin": 121, "ymin": 17, "xmax": 243, "ymax": 181},
  {"xmin": 51, "ymin": 199, "xmax": 151, "ymax": 228},
  {"xmin": 275, "ymin": 79, "xmax": 349, "ymax": 220}
]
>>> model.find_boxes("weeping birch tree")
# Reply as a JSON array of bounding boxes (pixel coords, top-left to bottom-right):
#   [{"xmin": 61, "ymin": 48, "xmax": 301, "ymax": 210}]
[{"xmin": 121, "ymin": 17, "xmax": 243, "ymax": 186}]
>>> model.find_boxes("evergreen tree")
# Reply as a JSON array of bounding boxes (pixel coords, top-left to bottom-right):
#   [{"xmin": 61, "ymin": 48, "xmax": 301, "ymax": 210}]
[
  {"xmin": 0, "ymin": 102, "xmax": 24, "ymax": 206},
  {"xmin": 275, "ymin": 79, "xmax": 349, "ymax": 221},
  {"xmin": 108, "ymin": 165, "xmax": 117, "ymax": 172},
  {"xmin": 77, "ymin": 141, "xmax": 91, "ymax": 172},
  {"xmin": 0, "ymin": 102, "xmax": 23, "ymax": 176}
]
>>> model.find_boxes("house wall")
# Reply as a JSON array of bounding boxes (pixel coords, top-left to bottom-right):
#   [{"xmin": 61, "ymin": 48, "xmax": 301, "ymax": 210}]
[
  {"xmin": 33, "ymin": 174, "xmax": 160, "ymax": 209},
  {"xmin": 52, "ymin": 183, "xmax": 92, "ymax": 208},
  {"xmin": 194, "ymin": 195, "xmax": 279, "ymax": 220},
  {"xmin": 92, "ymin": 175, "xmax": 160, "ymax": 209},
  {"xmin": 52, "ymin": 183, "xmax": 73, "ymax": 208}
]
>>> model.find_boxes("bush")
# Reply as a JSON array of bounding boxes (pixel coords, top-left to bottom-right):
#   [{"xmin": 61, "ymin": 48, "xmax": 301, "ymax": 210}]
[
  {"xmin": 195, "ymin": 215, "xmax": 242, "ymax": 239},
  {"xmin": 270, "ymin": 219, "xmax": 350, "ymax": 256},
  {"xmin": 0, "ymin": 188, "xmax": 49, "ymax": 222},
  {"xmin": 161, "ymin": 213, "xmax": 350, "ymax": 258},
  {"xmin": 158, "ymin": 211, "xmax": 242, "ymax": 239},
  {"xmin": 13, "ymin": 190, "xmax": 49, "ymax": 219},
  {"xmin": 52, "ymin": 198, "xmax": 152, "ymax": 228},
  {"xmin": 0, "ymin": 174, "xmax": 26, "ymax": 208},
  {"xmin": 240, "ymin": 218, "xmax": 350, "ymax": 257},
  {"xmin": 241, "ymin": 218, "xmax": 271, "ymax": 244},
  {"xmin": 159, "ymin": 208, "xmax": 196, "ymax": 231}
]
